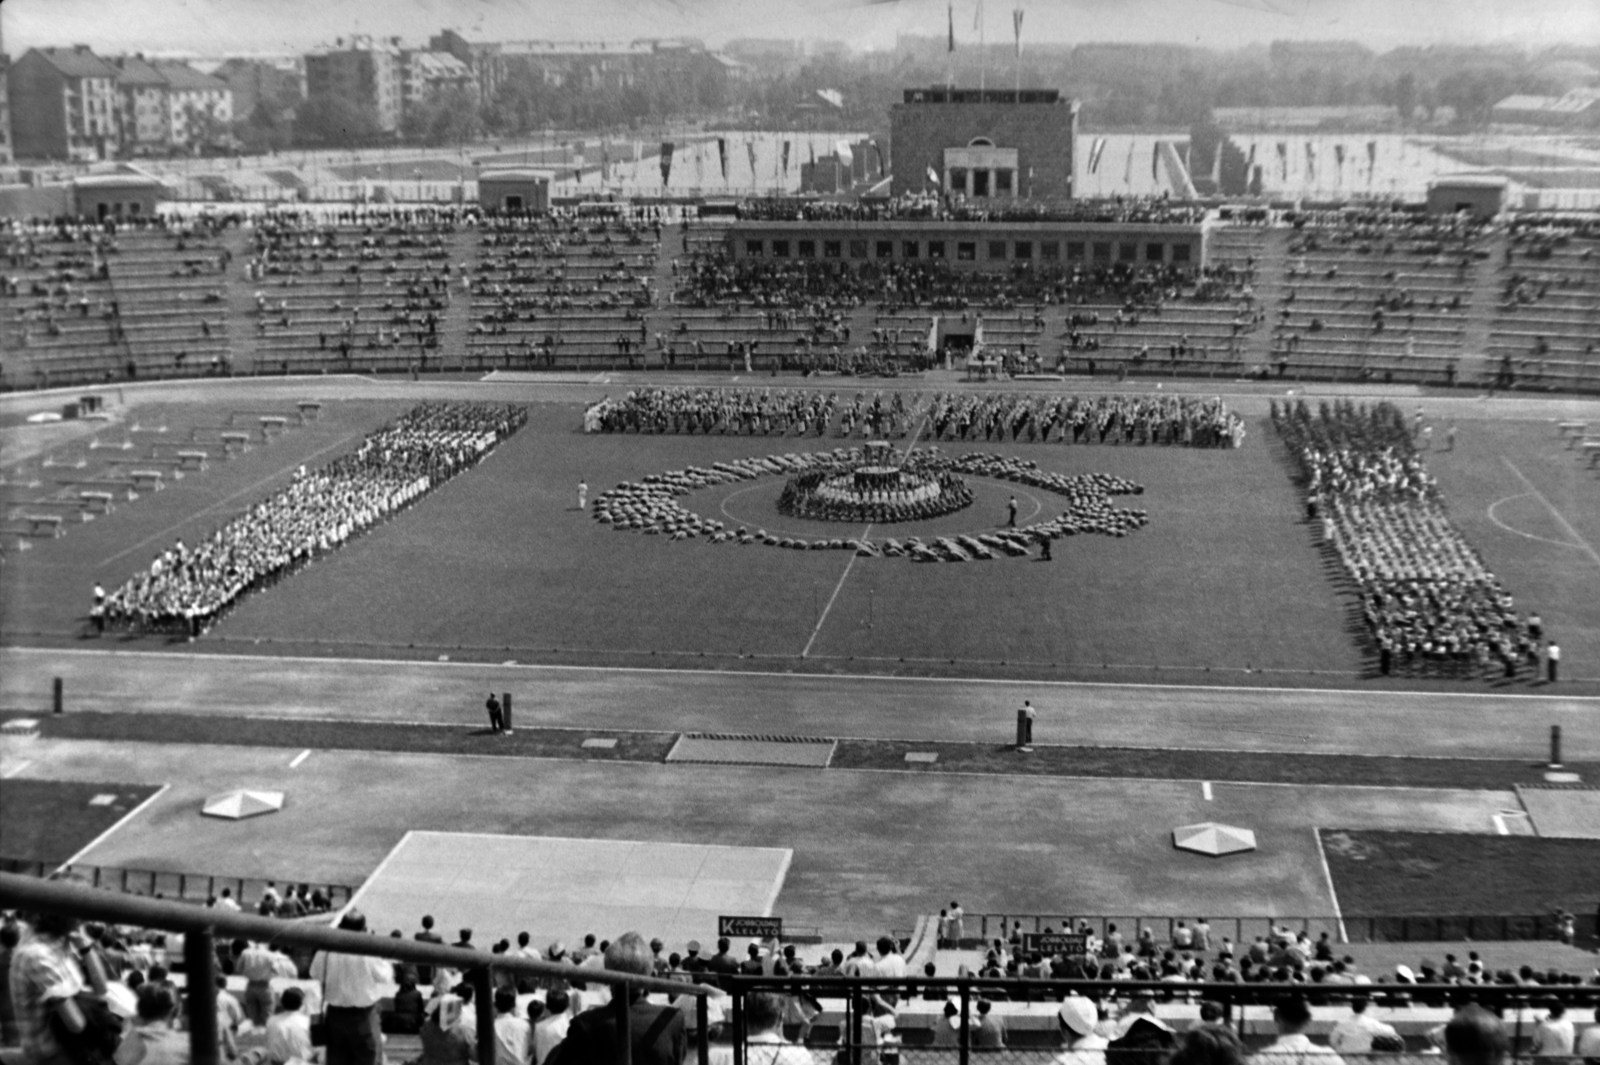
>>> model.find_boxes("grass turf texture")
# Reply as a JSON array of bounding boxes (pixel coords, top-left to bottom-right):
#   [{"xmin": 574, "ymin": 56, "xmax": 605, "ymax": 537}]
[
  {"xmin": 1320, "ymin": 829, "xmax": 1600, "ymax": 923},
  {"xmin": 9, "ymin": 711, "xmax": 1592, "ymax": 791},
  {"xmin": 0, "ymin": 779, "xmax": 162, "ymax": 864}
]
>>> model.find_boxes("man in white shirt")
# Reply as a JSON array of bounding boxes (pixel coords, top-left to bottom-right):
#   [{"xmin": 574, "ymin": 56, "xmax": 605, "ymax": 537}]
[
  {"xmin": 742, "ymin": 992, "xmax": 812, "ymax": 1065},
  {"xmin": 265, "ymin": 987, "xmax": 317, "ymax": 1065},
  {"xmin": 1573, "ymin": 1005, "xmax": 1600, "ymax": 1062},
  {"xmin": 309, "ymin": 910, "xmax": 394, "ymax": 1065},
  {"xmin": 532, "ymin": 988, "xmax": 572, "ymax": 1065},
  {"xmin": 493, "ymin": 988, "xmax": 532, "ymax": 1065},
  {"xmin": 1329, "ymin": 997, "xmax": 1399, "ymax": 1054},
  {"xmin": 1531, "ymin": 1001, "xmax": 1575, "ymax": 1057},
  {"xmin": 1256, "ymin": 997, "xmax": 1345, "ymax": 1065}
]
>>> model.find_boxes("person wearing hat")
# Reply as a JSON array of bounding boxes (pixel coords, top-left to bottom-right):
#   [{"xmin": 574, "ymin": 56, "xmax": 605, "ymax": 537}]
[
  {"xmin": 1055, "ymin": 996, "xmax": 1108, "ymax": 1065},
  {"xmin": 681, "ymin": 941, "xmax": 706, "ymax": 977}
]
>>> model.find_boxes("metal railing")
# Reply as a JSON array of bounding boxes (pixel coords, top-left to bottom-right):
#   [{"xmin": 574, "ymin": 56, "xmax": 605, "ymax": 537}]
[
  {"xmin": 5, "ymin": 875, "xmax": 1597, "ymax": 1065},
  {"xmin": 0, "ymin": 856, "xmax": 357, "ymax": 912},
  {"xmin": 0, "ymin": 873, "xmax": 710, "ymax": 1065},
  {"xmin": 964, "ymin": 913, "xmax": 1596, "ymax": 947}
]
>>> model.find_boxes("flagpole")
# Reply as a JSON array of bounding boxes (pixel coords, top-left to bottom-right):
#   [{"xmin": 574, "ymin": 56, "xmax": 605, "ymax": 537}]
[
  {"xmin": 978, "ymin": 0, "xmax": 986, "ymax": 94},
  {"xmin": 1013, "ymin": 6, "xmax": 1022, "ymax": 96}
]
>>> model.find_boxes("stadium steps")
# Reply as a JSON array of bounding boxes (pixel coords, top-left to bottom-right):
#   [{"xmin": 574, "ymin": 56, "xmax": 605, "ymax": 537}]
[
  {"xmin": 1239, "ymin": 226, "xmax": 1294, "ymax": 370},
  {"xmin": 1458, "ymin": 229, "xmax": 1511, "ymax": 387},
  {"xmin": 437, "ymin": 229, "xmax": 478, "ymax": 372}
]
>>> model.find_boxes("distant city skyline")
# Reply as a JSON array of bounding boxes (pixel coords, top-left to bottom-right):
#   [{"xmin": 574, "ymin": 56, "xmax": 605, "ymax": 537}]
[{"xmin": 4, "ymin": 0, "xmax": 1597, "ymax": 58}]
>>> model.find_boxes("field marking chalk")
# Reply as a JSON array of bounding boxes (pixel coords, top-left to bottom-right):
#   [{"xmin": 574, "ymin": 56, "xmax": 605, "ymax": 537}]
[
  {"xmin": 1201, "ymin": 780, "xmax": 1213, "ymax": 801},
  {"xmin": 1485, "ymin": 494, "xmax": 1581, "ymax": 549},
  {"xmin": 801, "ymin": 523, "xmax": 873, "ymax": 659},
  {"xmin": 56, "ymin": 783, "xmax": 171, "ymax": 872},
  {"xmin": 289, "ymin": 748, "xmax": 311, "ymax": 768},
  {"xmin": 1313, "ymin": 827, "xmax": 1349, "ymax": 945},
  {"xmin": 1501, "ymin": 457, "xmax": 1600, "ymax": 570},
  {"xmin": 2, "ymin": 759, "xmax": 34, "ymax": 779}
]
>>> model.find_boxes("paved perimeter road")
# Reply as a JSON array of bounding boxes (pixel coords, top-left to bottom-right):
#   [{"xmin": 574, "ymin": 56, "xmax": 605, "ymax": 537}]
[{"xmin": 3, "ymin": 647, "xmax": 1595, "ymax": 762}]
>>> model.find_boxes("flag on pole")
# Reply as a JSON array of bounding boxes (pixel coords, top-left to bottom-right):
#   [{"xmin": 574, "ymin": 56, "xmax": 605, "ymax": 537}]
[
  {"xmin": 926, "ymin": 165, "xmax": 940, "ymax": 186},
  {"xmin": 601, "ymin": 144, "xmax": 610, "ymax": 183},
  {"xmin": 1276, "ymin": 141, "xmax": 1287, "ymax": 180},
  {"xmin": 927, "ymin": 315, "xmax": 939, "ymax": 356},
  {"xmin": 716, "ymin": 137, "xmax": 728, "ymax": 180},
  {"xmin": 782, "ymin": 140, "xmax": 790, "ymax": 175},
  {"xmin": 660, "ymin": 141, "xmax": 674, "ymax": 186},
  {"xmin": 1123, "ymin": 142, "xmax": 1135, "ymax": 185},
  {"xmin": 948, "ymin": 2, "xmax": 955, "ymax": 51},
  {"xmin": 1305, "ymin": 141, "xmax": 1316, "ymax": 180},
  {"xmin": 1087, "ymin": 137, "xmax": 1106, "ymax": 174},
  {"xmin": 1013, "ymin": 7, "xmax": 1023, "ymax": 56},
  {"xmin": 746, "ymin": 140, "xmax": 758, "ymax": 183},
  {"xmin": 1211, "ymin": 138, "xmax": 1223, "ymax": 185},
  {"xmin": 1334, "ymin": 143, "xmax": 1345, "ymax": 168},
  {"xmin": 1152, "ymin": 142, "xmax": 1160, "ymax": 182}
]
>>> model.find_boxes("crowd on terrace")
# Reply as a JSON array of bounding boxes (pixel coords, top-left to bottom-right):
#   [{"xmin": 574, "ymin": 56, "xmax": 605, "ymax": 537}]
[
  {"xmin": 733, "ymin": 193, "xmax": 1209, "ymax": 227},
  {"xmin": 93, "ymin": 402, "xmax": 527, "ymax": 637},
  {"xmin": 5, "ymin": 899, "xmax": 1599, "ymax": 1065},
  {"xmin": 1273, "ymin": 400, "xmax": 1552, "ymax": 679}
]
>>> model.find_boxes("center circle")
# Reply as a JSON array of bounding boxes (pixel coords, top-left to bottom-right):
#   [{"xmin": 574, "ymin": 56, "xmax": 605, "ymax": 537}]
[{"xmin": 775, "ymin": 442, "xmax": 975, "ymax": 524}]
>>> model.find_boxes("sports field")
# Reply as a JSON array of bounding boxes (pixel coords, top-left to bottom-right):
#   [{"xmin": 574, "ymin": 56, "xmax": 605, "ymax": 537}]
[{"xmin": 3, "ymin": 374, "xmax": 1599, "ymax": 948}]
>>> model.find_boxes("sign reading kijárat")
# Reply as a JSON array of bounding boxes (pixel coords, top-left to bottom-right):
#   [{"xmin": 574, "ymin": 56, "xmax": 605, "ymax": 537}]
[{"xmin": 719, "ymin": 916, "xmax": 783, "ymax": 939}]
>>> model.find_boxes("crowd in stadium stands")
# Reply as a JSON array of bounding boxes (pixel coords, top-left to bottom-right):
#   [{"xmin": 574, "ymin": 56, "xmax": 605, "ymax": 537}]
[
  {"xmin": 6, "ymin": 900, "xmax": 1600, "ymax": 1065},
  {"xmin": 1273, "ymin": 400, "xmax": 1553, "ymax": 680},
  {"xmin": 93, "ymin": 402, "xmax": 526, "ymax": 638},
  {"xmin": 734, "ymin": 193, "xmax": 1208, "ymax": 227}
]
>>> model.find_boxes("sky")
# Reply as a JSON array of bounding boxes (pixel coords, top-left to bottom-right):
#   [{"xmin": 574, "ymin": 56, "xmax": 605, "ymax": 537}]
[{"xmin": 4, "ymin": 0, "xmax": 1597, "ymax": 57}]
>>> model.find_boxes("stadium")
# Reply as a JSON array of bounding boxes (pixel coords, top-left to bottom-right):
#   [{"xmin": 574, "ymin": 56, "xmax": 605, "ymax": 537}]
[{"xmin": 2, "ymin": 2, "xmax": 1600, "ymax": 1065}]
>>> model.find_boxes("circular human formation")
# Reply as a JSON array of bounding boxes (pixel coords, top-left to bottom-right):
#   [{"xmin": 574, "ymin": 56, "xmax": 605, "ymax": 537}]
[
  {"xmin": 591, "ymin": 447, "xmax": 1150, "ymax": 563},
  {"xmin": 777, "ymin": 445, "xmax": 974, "ymax": 525}
]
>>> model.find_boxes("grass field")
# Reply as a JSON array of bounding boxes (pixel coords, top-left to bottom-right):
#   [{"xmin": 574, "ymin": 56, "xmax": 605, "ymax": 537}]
[
  {"xmin": 0, "ymin": 779, "xmax": 163, "ymax": 864},
  {"xmin": 6, "ymin": 388, "xmax": 1599, "ymax": 687}
]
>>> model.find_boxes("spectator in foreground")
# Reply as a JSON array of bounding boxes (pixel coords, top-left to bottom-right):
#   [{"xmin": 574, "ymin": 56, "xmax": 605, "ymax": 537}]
[
  {"xmin": 493, "ymin": 987, "xmax": 532, "ymax": 1065},
  {"xmin": 1256, "ymin": 996, "xmax": 1345, "ymax": 1065},
  {"xmin": 113, "ymin": 983, "xmax": 189, "ymax": 1065},
  {"xmin": 418, "ymin": 994, "xmax": 472, "ymax": 1065},
  {"xmin": 9, "ymin": 909, "xmax": 90, "ymax": 1065},
  {"xmin": 265, "ymin": 987, "xmax": 316, "ymax": 1065},
  {"xmin": 545, "ymin": 933, "xmax": 684, "ymax": 1065},
  {"xmin": 1442, "ymin": 1004, "xmax": 1509, "ymax": 1065},
  {"xmin": 1573, "ymin": 1005, "xmax": 1600, "ymax": 1063},
  {"xmin": 1329, "ymin": 996, "xmax": 1399, "ymax": 1053},
  {"xmin": 740, "ymin": 992, "xmax": 810, "ymax": 1065},
  {"xmin": 1168, "ymin": 1025, "xmax": 1244, "ymax": 1065},
  {"xmin": 308, "ymin": 910, "xmax": 393, "ymax": 1065},
  {"xmin": 1054, "ymin": 996, "xmax": 1107, "ymax": 1065},
  {"xmin": 1531, "ymin": 1001, "xmax": 1575, "ymax": 1057}
]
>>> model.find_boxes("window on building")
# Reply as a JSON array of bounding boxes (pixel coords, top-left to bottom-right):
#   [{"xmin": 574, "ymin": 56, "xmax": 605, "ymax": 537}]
[
  {"xmin": 772, "ymin": 240, "xmax": 790, "ymax": 258},
  {"xmin": 798, "ymin": 240, "xmax": 816, "ymax": 258},
  {"xmin": 957, "ymin": 242, "xmax": 977, "ymax": 260},
  {"xmin": 928, "ymin": 241, "xmax": 946, "ymax": 259},
  {"xmin": 1015, "ymin": 241, "xmax": 1033, "ymax": 260},
  {"xmin": 1146, "ymin": 243, "xmax": 1164, "ymax": 262},
  {"xmin": 823, "ymin": 240, "xmax": 842, "ymax": 258},
  {"xmin": 1066, "ymin": 242, "xmax": 1084, "ymax": 261},
  {"xmin": 1119, "ymin": 242, "xmax": 1137, "ymax": 262},
  {"xmin": 745, "ymin": 240, "xmax": 764, "ymax": 257},
  {"xmin": 1173, "ymin": 243, "xmax": 1192, "ymax": 263},
  {"xmin": 996, "ymin": 169, "xmax": 1013, "ymax": 195},
  {"xmin": 1041, "ymin": 242, "xmax": 1060, "ymax": 261},
  {"xmin": 988, "ymin": 241, "xmax": 1007, "ymax": 260},
  {"xmin": 849, "ymin": 240, "xmax": 868, "ymax": 259},
  {"xmin": 903, "ymin": 241, "xmax": 920, "ymax": 259},
  {"xmin": 876, "ymin": 241, "xmax": 894, "ymax": 259},
  {"xmin": 948, "ymin": 168, "xmax": 968, "ymax": 195},
  {"xmin": 973, "ymin": 169, "xmax": 991, "ymax": 197},
  {"xmin": 1092, "ymin": 242, "xmax": 1110, "ymax": 263}
]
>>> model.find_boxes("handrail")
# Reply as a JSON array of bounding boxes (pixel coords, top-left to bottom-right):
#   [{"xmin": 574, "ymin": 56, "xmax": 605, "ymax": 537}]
[{"xmin": 0, "ymin": 872, "xmax": 705, "ymax": 999}]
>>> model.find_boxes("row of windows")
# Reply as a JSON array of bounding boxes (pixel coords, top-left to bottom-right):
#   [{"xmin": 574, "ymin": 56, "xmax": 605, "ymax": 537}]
[{"xmin": 742, "ymin": 238, "xmax": 1193, "ymax": 264}]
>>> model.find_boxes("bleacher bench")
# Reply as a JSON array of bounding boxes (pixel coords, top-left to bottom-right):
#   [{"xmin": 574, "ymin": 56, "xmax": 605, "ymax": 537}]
[
  {"xmin": 26, "ymin": 514, "xmax": 64, "ymax": 537},
  {"xmin": 176, "ymin": 450, "xmax": 208, "ymax": 472},
  {"xmin": 220, "ymin": 432, "xmax": 251, "ymax": 455},
  {"xmin": 259, "ymin": 416, "xmax": 289, "ymax": 438},
  {"xmin": 1583, "ymin": 440, "xmax": 1600, "ymax": 467},
  {"xmin": 79, "ymin": 490, "xmax": 115, "ymax": 514},
  {"xmin": 129, "ymin": 470, "xmax": 165, "ymax": 492},
  {"xmin": 297, "ymin": 401, "xmax": 322, "ymax": 420},
  {"xmin": 1558, "ymin": 421, "xmax": 1587, "ymax": 444}
]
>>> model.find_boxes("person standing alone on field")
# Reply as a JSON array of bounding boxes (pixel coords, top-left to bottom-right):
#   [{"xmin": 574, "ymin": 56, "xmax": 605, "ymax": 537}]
[
  {"xmin": 486, "ymin": 692, "xmax": 504, "ymax": 732},
  {"xmin": 577, "ymin": 480, "xmax": 588, "ymax": 511},
  {"xmin": 1547, "ymin": 641, "xmax": 1560, "ymax": 683},
  {"xmin": 1007, "ymin": 496, "xmax": 1018, "ymax": 527}
]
